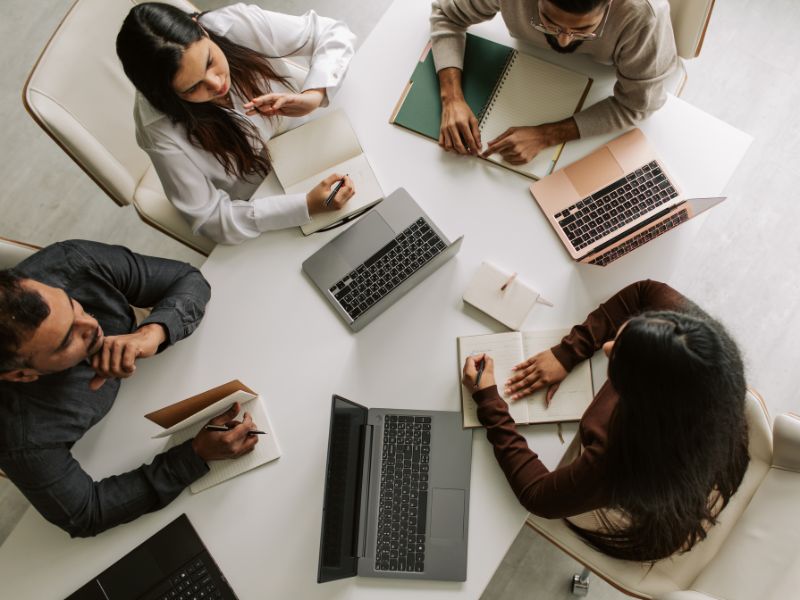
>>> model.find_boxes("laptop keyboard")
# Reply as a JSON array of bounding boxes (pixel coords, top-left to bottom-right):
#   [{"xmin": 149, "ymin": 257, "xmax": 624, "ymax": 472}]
[
  {"xmin": 590, "ymin": 209, "xmax": 689, "ymax": 266},
  {"xmin": 329, "ymin": 219, "xmax": 447, "ymax": 320},
  {"xmin": 555, "ymin": 160, "xmax": 678, "ymax": 252},
  {"xmin": 155, "ymin": 556, "xmax": 223, "ymax": 600},
  {"xmin": 375, "ymin": 415, "xmax": 432, "ymax": 573}
]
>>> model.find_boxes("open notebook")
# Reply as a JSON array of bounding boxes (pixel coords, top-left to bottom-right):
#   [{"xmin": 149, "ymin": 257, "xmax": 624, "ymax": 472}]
[
  {"xmin": 145, "ymin": 381, "xmax": 281, "ymax": 494},
  {"xmin": 391, "ymin": 34, "xmax": 592, "ymax": 180},
  {"xmin": 263, "ymin": 109, "xmax": 384, "ymax": 234},
  {"xmin": 457, "ymin": 329, "xmax": 593, "ymax": 428}
]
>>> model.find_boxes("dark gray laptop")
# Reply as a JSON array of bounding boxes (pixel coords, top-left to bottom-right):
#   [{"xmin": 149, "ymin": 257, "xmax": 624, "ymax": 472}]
[
  {"xmin": 318, "ymin": 396, "xmax": 472, "ymax": 583},
  {"xmin": 303, "ymin": 187, "xmax": 463, "ymax": 331}
]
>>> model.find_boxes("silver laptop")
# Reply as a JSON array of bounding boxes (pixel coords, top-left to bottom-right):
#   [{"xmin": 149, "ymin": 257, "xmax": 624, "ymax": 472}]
[
  {"xmin": 303, "ymin": 188, "xmax": 463, "ymax": 331},
  {"xmin": 530, "ymin": 128, "xmax": 725, "ymax": 266},
  {"xmin": 317, "ymin": 395, "xmax": 472, "ymax": 583}
]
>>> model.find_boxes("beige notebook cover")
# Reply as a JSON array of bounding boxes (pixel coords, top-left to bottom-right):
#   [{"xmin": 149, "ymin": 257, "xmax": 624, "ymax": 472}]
[
  {"xmin": 147, "ymin": 382, "xmax": 281, "ymax": 494},
  {"xmin": 463, "ymin": 261, "xmax": 548, "ymax": 330},
  {"xmin": 263, "ymin": 109, "xmax": 384, "ymax": 234},
  {"xmin": 457, "ymin": 329, "xmax": 593, "ymax": 428}
]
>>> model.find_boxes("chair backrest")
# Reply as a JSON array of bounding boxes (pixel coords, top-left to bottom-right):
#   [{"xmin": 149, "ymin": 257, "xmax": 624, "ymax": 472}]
[
  {"xmin": 0, "ymin": 237, "xmax": 40, "ymax": 270},
  {"xmin": 667, "ymin": 0, "xmax": 715, "ymax": 59},
  {"xmin": 525, "ymin": 389, "xmax": 774, "ymax": 599}
]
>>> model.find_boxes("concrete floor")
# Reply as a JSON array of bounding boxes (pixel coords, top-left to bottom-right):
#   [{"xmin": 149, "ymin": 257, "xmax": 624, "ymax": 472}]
[{"xmin": 2, "ymin": 0, "xmax": 799, "ymax": 598}]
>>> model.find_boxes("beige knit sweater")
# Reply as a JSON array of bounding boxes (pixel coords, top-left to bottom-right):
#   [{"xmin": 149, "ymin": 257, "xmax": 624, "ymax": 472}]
[{"xmin": 430, "ymin": 0, "xmax": 679, "ymax": 137}]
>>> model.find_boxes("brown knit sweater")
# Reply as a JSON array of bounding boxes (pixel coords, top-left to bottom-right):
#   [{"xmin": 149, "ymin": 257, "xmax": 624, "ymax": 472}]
[{"xmin": 472, "ymin": 279, "xmax": 689, "ymax": 518}]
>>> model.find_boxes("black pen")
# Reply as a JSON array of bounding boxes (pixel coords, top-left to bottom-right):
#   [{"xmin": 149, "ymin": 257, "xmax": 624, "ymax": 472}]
[
  {"xmin": 474, "ymin": 358, "xmax": 486, "ymax": 390},
  {"xmin": 323, "ymin": 175, "xmax": 347, "ymax": 208},
  {"xmin": 203, "ymin": 424, "xmax": 266, "ymax": 435}
]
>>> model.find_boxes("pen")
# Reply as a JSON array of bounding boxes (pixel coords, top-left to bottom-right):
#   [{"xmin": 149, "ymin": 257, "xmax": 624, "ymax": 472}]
[
  {"xmin": 474, "ymin": 358, "xmax": 486, "ymax": 390},
  {"xmin": 323, "ymin": 175, "xmax": 347, "ymax": 208},
  {"xmin": 203, "ymin": 424, "xmax": 266, "ymax": 435},
  {"xmin": 500, "ymin": 272, "xmax": 517, "ymax": 292}
]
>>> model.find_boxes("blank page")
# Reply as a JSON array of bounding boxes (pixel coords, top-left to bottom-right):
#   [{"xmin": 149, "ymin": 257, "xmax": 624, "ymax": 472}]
[
  {"xmin": 520, "ymin": 330, "xmax": 593, "ymax": 423},
  {"xmin": 164, "ymin": 395, "xmax": 282, "ymax": 493},
  {"xmin": 267, "ymin": 110, "xmax": 363, "ymax": 189},
  {"xmin": 458, "ymin": 332, "xmax": 525, "ymax": 427},
  {"xmin": 480, "ymin": 53, "xmax": 591, "ymax": 179}
]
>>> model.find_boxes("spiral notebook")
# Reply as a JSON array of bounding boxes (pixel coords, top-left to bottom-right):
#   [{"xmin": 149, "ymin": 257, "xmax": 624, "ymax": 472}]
[{"xmin": 391, "ymin": 34, "xmax": 592, "ymax": 180}]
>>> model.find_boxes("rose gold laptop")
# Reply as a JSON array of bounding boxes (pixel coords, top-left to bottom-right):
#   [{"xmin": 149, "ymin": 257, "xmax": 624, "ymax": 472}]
[{"xmin": 530, "ymin": 128, "xmax": 725, "ymax": 266}]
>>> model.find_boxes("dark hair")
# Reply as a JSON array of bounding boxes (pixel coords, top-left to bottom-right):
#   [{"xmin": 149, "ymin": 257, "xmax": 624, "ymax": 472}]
[
  {"xmin": 548, "ymin": 0, "xmax": 610, "ymax": 15},
  {"xmin": 116, "ymin": 2, "xmax": 292, "ymax": 179},
  {"xmin": 0, "ymin": 271, "xmax": 50, "ymax": 372},
  {"xmin": 576, "ymin": 310, "xmax": 749, "ymax": 561}
]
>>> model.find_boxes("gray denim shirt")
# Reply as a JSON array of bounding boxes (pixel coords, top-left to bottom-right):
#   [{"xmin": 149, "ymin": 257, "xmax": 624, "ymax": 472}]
[{"xmin": 0, "ymin": 240, "xmax": 211, "ymax": 537}]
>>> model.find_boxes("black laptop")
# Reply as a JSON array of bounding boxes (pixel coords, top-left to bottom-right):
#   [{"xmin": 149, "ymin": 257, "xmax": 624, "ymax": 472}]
[{"xmin": 66, "ymin": 514, "xmax": 238, "ymax": 600}]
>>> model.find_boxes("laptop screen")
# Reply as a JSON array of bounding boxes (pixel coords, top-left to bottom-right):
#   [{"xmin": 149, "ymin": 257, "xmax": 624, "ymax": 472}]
[{"xmin": 317, "ymin": 396, "xmax": 369, "ymax": 583}]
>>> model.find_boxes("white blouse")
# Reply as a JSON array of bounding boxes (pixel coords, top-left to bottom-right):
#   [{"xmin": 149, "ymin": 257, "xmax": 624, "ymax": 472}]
[{"xmin": 133, "ymin": 3, "xmax": 356, "ymax": 245}]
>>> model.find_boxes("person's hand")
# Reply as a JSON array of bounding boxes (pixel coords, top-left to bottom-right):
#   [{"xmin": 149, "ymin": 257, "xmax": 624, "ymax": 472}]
[
  {"xmin": 191, "ymin": 402, "xmax": 259, "ymax": 462},
  {"xmin": 306, "ymin": 173, "xmax": 355, "ymax": 214},
  {"xmin": 482, "ymin": 125, "xmax": 553, "ymax": 165},
  {"xmin": 439, "ymin": 97, "xmax": 482, "ymax": 155},
  {"xmin": 243, "ymin": 89, "xmax": 325, "ymax": 117},
  {"xmin": 88, "ymin": 323, "xmax": 166, "ymax": 391},
  {"xmin": 505, "ymin": 349, "xmax": 567, "ymax": 404},
  {"xmin": 462, "ymin": 353, "xmax": 496, "ymax": 393}
]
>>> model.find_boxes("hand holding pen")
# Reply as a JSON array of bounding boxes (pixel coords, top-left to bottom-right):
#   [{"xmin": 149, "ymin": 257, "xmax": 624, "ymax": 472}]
[
  {"xmin": 306, "ymin": 173, "xmax": 356, "ymax": 214},
  {"xmin": 191, "ymin": 402, "xmax": 261, "ymax": 462},
  {"xmin": 462, "ymin": 353, "xmax": 496, "ymax": 393}
]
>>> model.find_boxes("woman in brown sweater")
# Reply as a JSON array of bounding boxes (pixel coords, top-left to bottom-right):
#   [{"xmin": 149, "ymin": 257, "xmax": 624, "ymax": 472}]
[{"xmin": 461, "ymin": 280, "xmax": 749, "ymax": 561}]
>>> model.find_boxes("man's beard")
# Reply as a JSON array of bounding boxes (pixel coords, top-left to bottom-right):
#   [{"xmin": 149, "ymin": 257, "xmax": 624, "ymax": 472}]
[{"xmin": 545, "ymin": 35, "xmax": 584, "ymax": 54}]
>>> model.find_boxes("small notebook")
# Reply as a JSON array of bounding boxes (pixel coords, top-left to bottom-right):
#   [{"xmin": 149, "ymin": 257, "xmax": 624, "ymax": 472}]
[
  {"xmin": 463, "ymin": 261, "xmax": 549, "ymax": 330},
  {"xmin": 457, "ymin": 329, "xmax": 593, "ymax": 428},
  {"xmin": 263, "ymin": 109, "xmax": 384, "ymax": 235},
  {"xmin": 391, "ymin": 34, "xmax": 592, "ymax": 180},
  {"xmin": 145, "ymin": 381, "xmax": 282, "ymax": 494}
]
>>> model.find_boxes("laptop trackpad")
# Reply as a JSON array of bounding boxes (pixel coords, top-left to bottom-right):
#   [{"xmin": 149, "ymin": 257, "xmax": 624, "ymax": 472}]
[
  {"xmin": 332, "ymin": 210, "xmax": 394, "ymax": 266},
  {"xmin": 431, "ymin": 488, "xmax": 465, "ymax": 540},
  {"xmin": 564, "ymin": 146, "xmax": 624, "ymax": 198}
]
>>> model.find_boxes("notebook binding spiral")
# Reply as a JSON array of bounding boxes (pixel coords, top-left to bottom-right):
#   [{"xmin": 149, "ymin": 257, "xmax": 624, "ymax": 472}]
[{"xmin": 477, "ymin": 50, "xmax": 518, "ymax": 125}]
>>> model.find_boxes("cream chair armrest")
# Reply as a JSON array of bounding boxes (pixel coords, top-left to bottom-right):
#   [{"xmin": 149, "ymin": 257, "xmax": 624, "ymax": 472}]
[
  {"xmin": 772, "ymin": 414, "xmax": 800, "ymax": 472},
  {"xmin": 657, "ymin": 592, "xmax": 717, "ymax": 600}
]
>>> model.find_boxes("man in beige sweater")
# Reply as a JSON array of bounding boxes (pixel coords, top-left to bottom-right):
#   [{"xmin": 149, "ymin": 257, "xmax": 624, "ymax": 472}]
[{"xmin": 431, "ymin": 0, "xmax": 678, "ymax": 164}]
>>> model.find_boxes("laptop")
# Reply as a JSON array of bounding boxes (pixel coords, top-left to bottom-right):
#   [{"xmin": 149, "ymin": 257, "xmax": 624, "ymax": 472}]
[
  {"xmin": 303, "ymin": 188, "xmax": 463, "ymax": 331},
  {"xmin": 317, "ymin": 395, "xmax": 472, "ymax": 583},
  {"xmin": 66, "ymin": 514, "xmax": 238, "ymax": 600},
  {"xmin": 530, "ymin": 128, "xmax": 725, "ymax": 266}
]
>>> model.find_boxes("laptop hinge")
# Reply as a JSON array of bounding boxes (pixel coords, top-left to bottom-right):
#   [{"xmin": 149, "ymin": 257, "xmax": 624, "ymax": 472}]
[{"xmin": 354, "ymin": 423, "xmax": 374, "ymax": 558}]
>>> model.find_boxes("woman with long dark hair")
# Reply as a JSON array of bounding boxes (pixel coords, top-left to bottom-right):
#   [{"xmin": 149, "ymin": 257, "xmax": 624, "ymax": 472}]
[
  {"xmin": 461, "ymin": 280, "xmax": 749, "ymax": 561},
  {"xmin": 117, "ymin": 2, "xmax": 357, "ymax": 244}
]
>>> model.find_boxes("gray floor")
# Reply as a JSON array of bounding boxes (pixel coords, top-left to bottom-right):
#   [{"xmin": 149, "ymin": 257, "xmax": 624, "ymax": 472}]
[{"xmin": 2, "ymin": 0, "xmax": 799, "ymax": 598}]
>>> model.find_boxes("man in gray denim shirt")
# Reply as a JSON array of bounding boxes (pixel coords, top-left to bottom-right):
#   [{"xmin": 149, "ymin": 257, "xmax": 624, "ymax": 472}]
[{"xmin": 0, "ymin": 240, "xmax": 258, "ymax": 537}]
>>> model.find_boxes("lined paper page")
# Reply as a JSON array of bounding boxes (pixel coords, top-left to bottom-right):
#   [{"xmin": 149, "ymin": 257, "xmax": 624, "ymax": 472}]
[
  {"xmin": 164, "ymin": 396, "xmax": 282, "ymax": 493},
  {"xmin": 521, "ymin": 330, "xmax": 593, "ymax": 423},
  {"xmin": 480, "ymin": 53, "xmax": 591, "ymax": 179},
  {"xmin": 458, "ymin": 332, "xmax": 525, "ymax": 427}
]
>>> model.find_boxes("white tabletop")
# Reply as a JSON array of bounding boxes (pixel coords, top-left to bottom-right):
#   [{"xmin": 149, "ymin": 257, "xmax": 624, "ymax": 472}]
[{"xmin": 0, "ymin": 1, "xmax": 751, "ymax": 598}]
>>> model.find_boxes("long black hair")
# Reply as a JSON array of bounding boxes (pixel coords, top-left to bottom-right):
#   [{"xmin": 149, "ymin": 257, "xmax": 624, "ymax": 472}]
[
  {"xmin": 576, "ymin": 310, "xmax": 749, "ymax": 561},
  {"xmin": 116, "ymin": 2, "xmax": 292, "ymax": 178}
]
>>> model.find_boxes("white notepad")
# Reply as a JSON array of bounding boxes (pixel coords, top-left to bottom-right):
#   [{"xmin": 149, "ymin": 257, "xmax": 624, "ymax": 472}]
[
  {"xmin": 155, "ymin": 390, "xmax": 282, "ymax": 494},
  {"xmin": 263, "ymin": 109, "xmax": 384, "ymax": 234},
  {"xmin": 463, "ymin": 261, "xmax": 549, "ymax": 330},
  {"xmin": 457, "ymin": 329, "xmax": 593, "ymax": 428}
]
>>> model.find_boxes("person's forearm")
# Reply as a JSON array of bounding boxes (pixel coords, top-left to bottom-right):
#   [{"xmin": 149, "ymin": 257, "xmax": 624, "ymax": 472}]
[
  {"xmin": 537, "ymin": 117, "xmax": 580, "ymax": 145},
  {"xmin": 438, "ymin": 67, "xmax": 465, "ymax": 102}
]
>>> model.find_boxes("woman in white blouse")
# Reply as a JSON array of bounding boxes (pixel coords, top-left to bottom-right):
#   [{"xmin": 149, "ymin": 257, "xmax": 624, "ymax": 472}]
[{"xmin": 116, "ymin": 2, "xmax": 357, "ymax": 244}]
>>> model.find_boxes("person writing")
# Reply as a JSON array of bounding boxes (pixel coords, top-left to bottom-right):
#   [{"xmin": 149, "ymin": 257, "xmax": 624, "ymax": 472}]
[
  {"xmin": 461, "ymin": 280, "xmax": 749, "ymax": 560},
  {"xmin": 116, "ymin": 2, "xmax": 357, "ymax": 244},
  {"xmin": 431, "ymin": 0, "xmax": 678, "ymax": 164},
  {"xmin": 0, "ymin": 241, "xmax": 258, "ymax": 537}
]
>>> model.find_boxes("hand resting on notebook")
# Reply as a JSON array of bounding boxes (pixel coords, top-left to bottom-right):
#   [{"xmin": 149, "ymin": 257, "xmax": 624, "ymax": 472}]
[
  {"xmin": 306, "ymin": 173, "xmax": 356, "ymax": 215},
  {"xmin": 482, "ymin": 119, "xmax": 580, "ymax": 165},
  {"xmin": 191, "ymin": 402, "xmax": 260, "ymax": 462},
  {"xmin": 505, "ymin": 349, "xmax": 567, "ymax": 404}
]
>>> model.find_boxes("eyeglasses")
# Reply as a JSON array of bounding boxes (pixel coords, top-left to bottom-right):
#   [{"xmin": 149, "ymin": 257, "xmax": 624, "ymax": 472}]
[{"xmin": 530, "ymin": 0, "xmax": 612, "ymax": 41}]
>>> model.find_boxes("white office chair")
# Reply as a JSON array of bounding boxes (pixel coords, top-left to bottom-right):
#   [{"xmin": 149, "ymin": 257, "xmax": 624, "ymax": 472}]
[
  {"xmin": 666, "ymin": 0, "xmax": 715, "ymax": 95},
  {"xmin": 23, "ymin": 0, "xmax": 215, "ymax": 256},
  {"xmin": 0, "ymin": 237, "xmax": 39, "ymax": 270},
  {"xmin": 525, "ymin": 389, "xmax": 800, "ymax": 599}
]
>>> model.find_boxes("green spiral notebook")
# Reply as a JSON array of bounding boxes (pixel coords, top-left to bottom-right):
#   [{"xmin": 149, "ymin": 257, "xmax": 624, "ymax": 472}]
[{"xmin": 390, "ymin": 34, "xmax": 592, "ymax": 180}]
